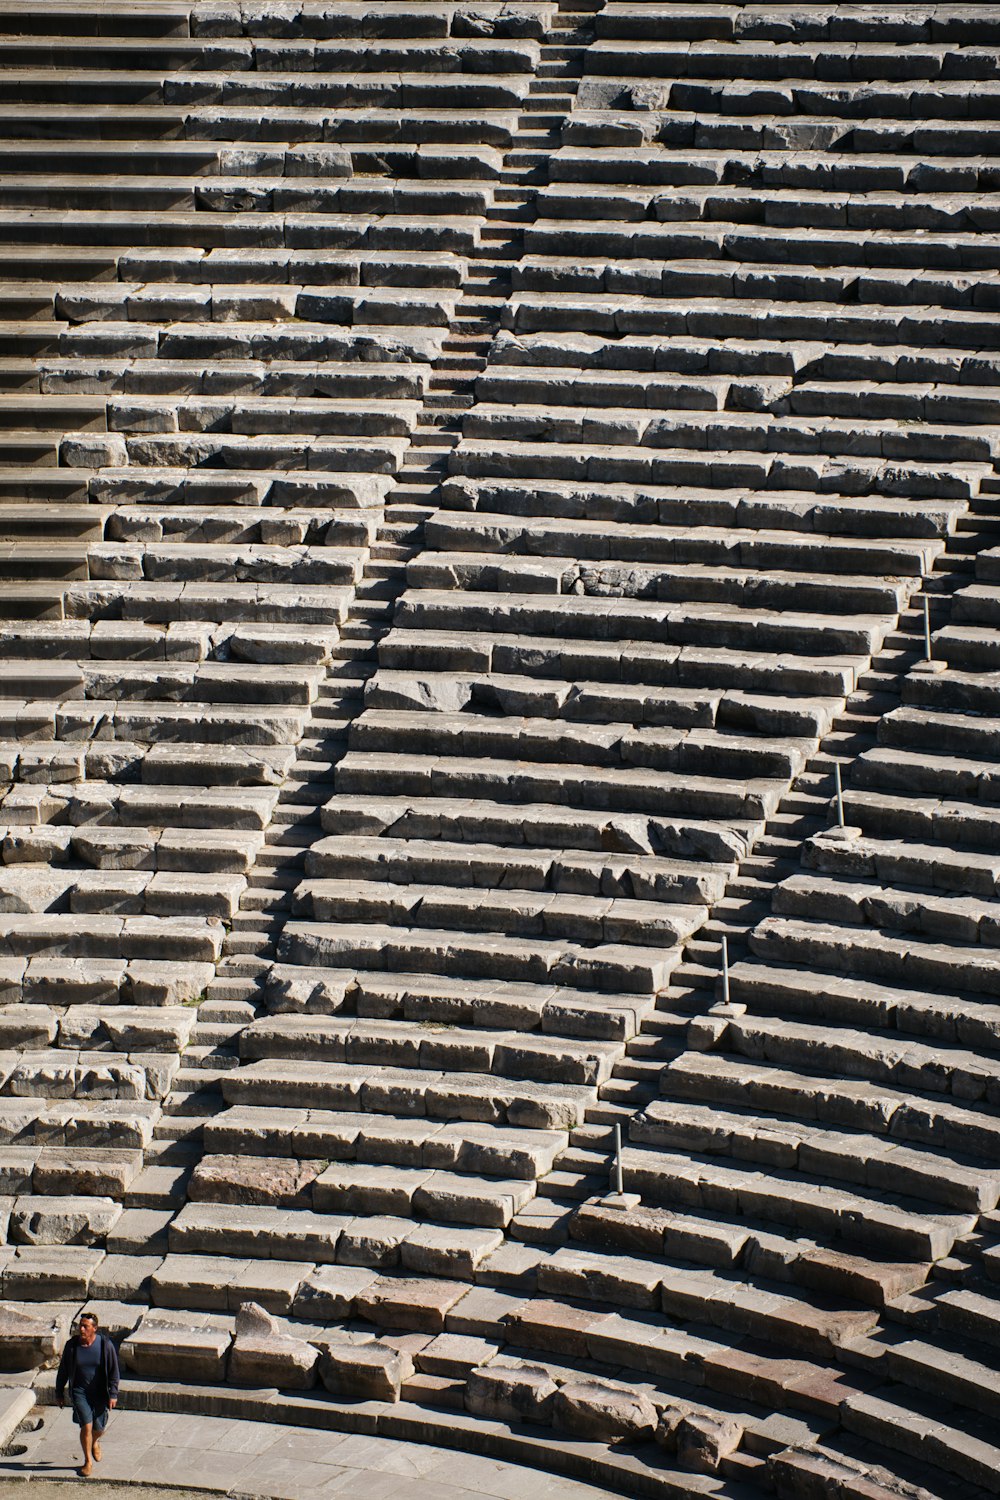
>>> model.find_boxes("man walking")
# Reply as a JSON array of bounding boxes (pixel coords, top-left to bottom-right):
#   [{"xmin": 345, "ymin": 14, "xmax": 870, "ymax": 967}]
[{"xmin": 55, "ymin": 1312, "xmax": 120, "ymax": 1478}]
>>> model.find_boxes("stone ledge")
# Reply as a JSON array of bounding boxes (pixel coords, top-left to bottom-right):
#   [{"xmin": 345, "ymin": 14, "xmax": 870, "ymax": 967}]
[{"xmin": 28, "ymin": 1372, "xmax": 729, "ymax": 1500}]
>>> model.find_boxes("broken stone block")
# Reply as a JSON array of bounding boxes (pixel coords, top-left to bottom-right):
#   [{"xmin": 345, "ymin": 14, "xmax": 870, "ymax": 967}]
[
  {"xmin": 0, "ymin": 1300, "xmax": 66, "ymax": 1370},
  {"xmin": 465, "ymin": 1362, "xmax": 557, "ymax": 1426},
  {"xmin": 9, "ymin": 1195, "xmax": 121, "ymax": 1247},
  {"xmin": 552, "ymin": 1379, "xmax": 658, "ymax": 1443},
  {"xmin": 187, "ymin": 1154, "xmax": 324, "ymax": 1208},
  {"xmin": 319, "ymin": 1339, "xmax": 413, "ymax": 1402},
  {"xmin": 227, "ymin": 1301, "xmax": 318, "ymax": 1390},
  {"xmin": 677, "ymin": 1412, "xmax": 744, "ymax": 1473},
  {"xmin": 654, "ymin": 1405, "xmax": 688, "ymax": 1453}
]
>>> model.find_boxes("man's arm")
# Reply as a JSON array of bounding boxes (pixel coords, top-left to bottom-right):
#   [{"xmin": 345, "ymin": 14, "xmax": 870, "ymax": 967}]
[
  {"xmin": 55, "ymin": 1340, "xmax": 73, "ymax": 1403},
  {"xmin": 105, "ymin": 1337, "xmax": 120, "ymax": 1404}
]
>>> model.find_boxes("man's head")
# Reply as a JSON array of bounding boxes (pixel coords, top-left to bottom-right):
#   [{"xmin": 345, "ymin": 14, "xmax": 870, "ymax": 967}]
[{"xmin": 78, "ymin": 1313, "xmax": 99, "ymax": 1345}]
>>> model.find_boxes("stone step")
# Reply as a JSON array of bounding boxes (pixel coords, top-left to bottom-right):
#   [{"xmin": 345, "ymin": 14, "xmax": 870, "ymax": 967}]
[
  {"xmin": 238, "ymin": 1011, "xmax": 622, "ymax": 1087},
  {"xmin": 619, "ymin": 1139, "xmax": 972, "ymax": 1263},
  {"xmin": 751, "ymin": 912, "xmax": 1000, "ymax": 1001},
  {"xmin": 305, "ymin": 831, "xmax": 728, "ymax": 903},
  {"xmin": 334, "ymin": 747, "xmax": 785, "ymax": 822},
  {"xmin": 728, "ymin": 959, "xmax": 1000, "ymax": 1053},
  {"xmin": 221, "ymin": 1054, "xmax": 595, "ymax": 1134},
  {"xmin": 318, "ymin": 790, "xmax": 756, "ymax": 866},
  {"xmin": 421, "ymin": 511, "xmax": 940, "ymax": 578},
  {"xmin": 276, "ymin": 918, "xmax": 681, "ymax": 995},
  {"xmin": 379, "ymin": 624, "xmax": 862, "ymax": 698},
  {"xmin": 349, "ymin": 706, "xmax": 818, "ymax": 783},
  {"xmin": 771, "ymin": 867, "xmax": 1000, "ymax": 948},
  {"xmin": 187, "ymin": 1148, "xmax": 540, "ymax": 1230},
  {"xmin": 661, "ymin": 1046, "xmax": 1000, "ymax": 1163},
  {"xmin": 635, "ymin": 1093, "xmax": 997, "ymax": 1217},
  {"xmin": 293, "ymin": 876, "xmax": 704, "ymax": 949}
]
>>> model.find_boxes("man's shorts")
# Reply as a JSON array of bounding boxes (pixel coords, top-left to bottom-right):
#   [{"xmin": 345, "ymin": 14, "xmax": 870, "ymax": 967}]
[{"xmin": 70, "ymin": 1388, "xmax": 108, "ymax": 1433}]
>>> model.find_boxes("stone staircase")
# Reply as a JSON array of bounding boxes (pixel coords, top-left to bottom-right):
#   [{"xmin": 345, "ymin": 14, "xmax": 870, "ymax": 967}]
[{"xmin": 3, "ymin": 3, "xmax": 1000, "ymax": 1498}]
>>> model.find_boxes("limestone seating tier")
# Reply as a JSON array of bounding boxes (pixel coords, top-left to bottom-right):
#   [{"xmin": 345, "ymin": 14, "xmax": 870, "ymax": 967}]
[{"xmin": 2, "ymin": 2, "xmax": 1000, "ymax": 1499}]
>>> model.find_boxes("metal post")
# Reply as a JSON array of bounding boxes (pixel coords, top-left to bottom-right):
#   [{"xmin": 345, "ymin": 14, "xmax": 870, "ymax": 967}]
[
  {"xmin": 834, "ymin": 762, "xmax": 845, "ymax": 828},
  {"xmin": 721, "ymin": 934, "xmax": 730, "ymax": 1006},
  {"xmin": 923, "ymin": 595, "xmax": 933, "ymax": 661},
  {"xmin": 613, "ymin": 1123, "xmax": 624, "ymax": 1196}
]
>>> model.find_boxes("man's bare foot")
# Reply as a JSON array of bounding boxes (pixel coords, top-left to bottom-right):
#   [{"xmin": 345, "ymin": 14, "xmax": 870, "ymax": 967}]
[
  {"xmin": 92, "ymin": 1438, "xmax": 102, "ymax": 1462},
  {"xmin": 78, "ymin": 1464, "xmax": 93, "ymax": 1478}
]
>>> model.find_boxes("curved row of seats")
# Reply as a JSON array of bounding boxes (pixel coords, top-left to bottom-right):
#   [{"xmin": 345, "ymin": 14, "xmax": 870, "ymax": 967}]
[{"xmin": 2, "ymin": 3, "xmax": 1000, "ymax": 1498}]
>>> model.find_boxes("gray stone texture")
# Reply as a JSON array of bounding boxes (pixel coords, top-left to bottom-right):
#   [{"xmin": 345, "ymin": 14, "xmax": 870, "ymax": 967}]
[{"xmin": 0, "ymin": 3, "xmax": 999, "ymax": 1498}]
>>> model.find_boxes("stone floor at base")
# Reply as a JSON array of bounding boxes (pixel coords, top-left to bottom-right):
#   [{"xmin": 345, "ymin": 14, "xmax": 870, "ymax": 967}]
[{"xmin": 0, "ymin": 1407, "xmax": 626, "ymax": 1499}]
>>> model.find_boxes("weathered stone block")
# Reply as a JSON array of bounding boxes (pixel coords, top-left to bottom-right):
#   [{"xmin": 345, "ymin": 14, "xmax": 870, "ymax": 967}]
[
  {"xmin": 465, "ymin": 1362, "xmax": 557, "ymax": 1426},
  {"xmin": 122, "ymin": 1315, "xmax": 233, "ymax": 1383},
  {"xmin": 292, "ymin": 1266, "xmax": 377, "ymax": 1320},
  {"xmin": 676, "ymin": 1412, "xmax": 744, "ymax": 1473},
  {"xmin": 9, "ymin": 1195, "xmax": 121, "ymax": 1247},
  {"xmin": 320, "ymin": 1340, "xmax": 413, "ymax": 1402},
  {"xmin": 552, "ymin": 1379, "xmax": 658, "ymax": 1442},
  {"xmin": 0, "ymin": 1301, "xmax": 65, "ymax": 1371},
  {"xmin": 356, "ymin": 1275, "xmax": 466, "ymax": 1333},
  {"xmin": 227, "ymin": 1302, "xmax": 318, "ymax": 1389}
]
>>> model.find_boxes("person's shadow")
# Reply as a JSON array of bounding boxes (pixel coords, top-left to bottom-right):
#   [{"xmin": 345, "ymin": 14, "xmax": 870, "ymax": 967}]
[{"xmin": 0, "ymin": 1411, "xmax": 81, "ymax": 1476}]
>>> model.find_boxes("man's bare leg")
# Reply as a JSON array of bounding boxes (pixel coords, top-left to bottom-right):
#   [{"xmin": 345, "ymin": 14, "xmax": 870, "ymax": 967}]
[
  {"xmin": 79, "ymin": 1421, "xmax": 93, "ymax": 1477},
  {"xmin": 92, "ymin": 1428, "xmax": 103, "ymax": 1462}
]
